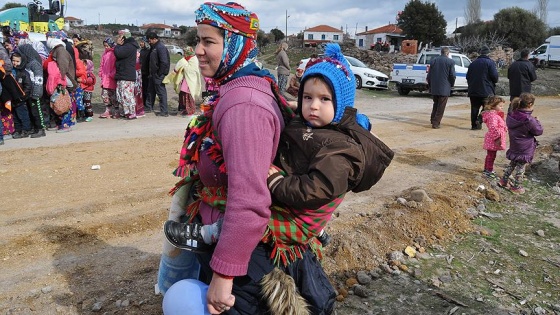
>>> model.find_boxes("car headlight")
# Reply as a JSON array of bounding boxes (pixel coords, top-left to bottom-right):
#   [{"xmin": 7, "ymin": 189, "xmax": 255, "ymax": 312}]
[{"xmin": 364, "ymin": 73, "xmax": 375, "ymax": 78}]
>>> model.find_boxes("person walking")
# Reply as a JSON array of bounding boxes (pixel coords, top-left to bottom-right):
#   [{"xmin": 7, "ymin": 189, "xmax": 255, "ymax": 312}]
[
  {"xmin": 507, "ymin": 49, "xmax": 537, "ymax": 105},
  {"xmin": 466, "ymin": 45, "xmax": 499, "ymax": 130},
  {"xmin": 426, "ymin": 47, "xmax": 456, "ymax": 129},
  {"xmin": 114, "ymin": 29, "xmax": 140, "ymax": 120},
  {"xmin": 145, "ymin": 32, "xmax": 170, "ymax": 116},
  {"xmin": 275, "ymin": 42, "xmax": 290, "ymax": 95}
]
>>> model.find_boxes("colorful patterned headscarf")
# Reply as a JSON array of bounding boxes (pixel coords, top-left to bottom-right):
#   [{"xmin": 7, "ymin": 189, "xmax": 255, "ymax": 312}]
[
  {"xmin": 54, "ymin": 30, "xmax": 68, "ymax": 40},
  {"xmin": 195, "ymin": 2, "xmax": 260, "ymax": 84},
  {"xmin": 103, "ymin": 37, "xmax": 115, "ymax": 48}
]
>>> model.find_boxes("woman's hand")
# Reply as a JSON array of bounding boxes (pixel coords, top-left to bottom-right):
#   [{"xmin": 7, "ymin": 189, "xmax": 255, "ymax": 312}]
[{"xmin": 206, "ymin": 273, "xmax": 235, "ymax": 314}]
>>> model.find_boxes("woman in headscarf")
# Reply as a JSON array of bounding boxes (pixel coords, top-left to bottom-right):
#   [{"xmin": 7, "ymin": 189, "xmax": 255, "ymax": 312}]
[
  {"xmin": 275, "ymin": 41, "xmax": 290, "ymax": 94},
  {"xmin": 172, "ymin": 46, "xmax": 202, "ymax": 117},
  {"xmin": 161, "ymin": 2, "xmax": 335, "ymax": 314}
]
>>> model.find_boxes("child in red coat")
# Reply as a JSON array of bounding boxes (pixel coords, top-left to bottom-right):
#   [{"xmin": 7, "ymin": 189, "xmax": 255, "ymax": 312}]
[{"xmin": 481, "ymin": 96, "xmax": 508, "ymax": 179}]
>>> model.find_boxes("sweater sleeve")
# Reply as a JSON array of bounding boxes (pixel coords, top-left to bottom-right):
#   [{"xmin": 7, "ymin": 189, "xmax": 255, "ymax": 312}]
[{"xmin": 209, "ymin": 102, "xmax": 279, "ymax": 276}]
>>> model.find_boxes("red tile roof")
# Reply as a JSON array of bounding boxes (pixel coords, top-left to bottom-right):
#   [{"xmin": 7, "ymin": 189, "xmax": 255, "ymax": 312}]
[
  {"xmin": 356, "ymin": 24, "xmax": 403, "ymax": 36},
  {"xmin": 304, "ymin": 25, "xmax": 342, "ymax": 33},
  {"xmin": 64, "ymin": 16, "xmax": 82, "ymax": 21},
  {"xmin": 140, "ymin": 23, "xmax": 173, "ymax": 30}
]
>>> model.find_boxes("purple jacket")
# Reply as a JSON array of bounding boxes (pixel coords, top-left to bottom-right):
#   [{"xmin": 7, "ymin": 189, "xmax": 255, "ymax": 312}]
[
  {"xmin": 506, "ymin": 110, "xmax": 543, "ymax": 163},
  {"xmin": 197, "ymin": 75, "xmax": 285, "ymax": 276}
]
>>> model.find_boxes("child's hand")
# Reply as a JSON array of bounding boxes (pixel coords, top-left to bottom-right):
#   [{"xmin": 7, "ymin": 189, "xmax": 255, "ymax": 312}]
[
  {"xmin": 494, "ymin": 137, "xmax": 501, "ymax": 146},
  {"xmin": 268, "ymin": 165, "xmax": 281, "ymax": 176}
]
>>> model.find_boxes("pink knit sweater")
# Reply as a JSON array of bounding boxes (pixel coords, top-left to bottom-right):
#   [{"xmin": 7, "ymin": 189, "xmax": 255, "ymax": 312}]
[{"xmin": 197, "ymin": 75, "xmax": 285, "ymax": 276}]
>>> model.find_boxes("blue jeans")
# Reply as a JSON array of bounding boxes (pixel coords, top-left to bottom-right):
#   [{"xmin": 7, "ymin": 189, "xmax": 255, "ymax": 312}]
[
  {"xmin": 13, "ymin": 102, "xmax": 32, "ymax": 132},
  {"xmin": 0, "ymin": 115, "xmax": 4, "ymax": 141}
]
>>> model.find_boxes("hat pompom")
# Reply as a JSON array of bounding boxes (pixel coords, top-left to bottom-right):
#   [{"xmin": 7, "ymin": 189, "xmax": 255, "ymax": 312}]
[{"xmin": 324, "ymin": 43, "xmax": 344, "ymax": 64}]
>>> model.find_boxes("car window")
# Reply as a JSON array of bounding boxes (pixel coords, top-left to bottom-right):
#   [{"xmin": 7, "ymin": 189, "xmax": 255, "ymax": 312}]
[
  {"xmin": 451, "ymin": 55, "xmax": 461, "ymax": 66},
  {"xmin": 424, "ymin": 54, "xmax": 438, "ymax": 64},
  {"xmin": 462, "ymin": 57, "xmax": 471, "ymax": 68},
  {"xmin": 345, "ymin": 56, "xmax": 367, "ymax": 68}
]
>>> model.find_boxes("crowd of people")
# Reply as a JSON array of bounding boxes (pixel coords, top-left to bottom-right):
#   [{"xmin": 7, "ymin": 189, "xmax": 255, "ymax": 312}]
[{"xmin": 0, "ymin": 27, "xmax": 210, "ymax": 145}]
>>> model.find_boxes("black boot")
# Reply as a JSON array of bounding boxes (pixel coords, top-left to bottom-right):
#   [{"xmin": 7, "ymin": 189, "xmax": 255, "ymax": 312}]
[
  {"xmin": 163, "ymin": 220, "xmax": 211, "ymax": 252},
  {"xmin": 317, "ymin": 231, "xmax": 332, "ymax": 247},
  {"xmin": 30, "ymin": 129, "xmax": 46, "ymax": 138}
]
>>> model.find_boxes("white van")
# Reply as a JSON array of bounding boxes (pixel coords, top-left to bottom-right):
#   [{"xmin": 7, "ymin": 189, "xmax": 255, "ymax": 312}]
[{"xmin": 529, "ymin": 35, "xmax": 560, "ymax": 68}]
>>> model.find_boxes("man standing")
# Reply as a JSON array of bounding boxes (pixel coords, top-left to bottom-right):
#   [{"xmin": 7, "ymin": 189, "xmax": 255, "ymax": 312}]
[
  {"xmin": 508, "ymin": 49, "xmax": 537, "ymax": 102},
  {"xmin": 426, "ymin": 47, "xmax": 456, "ymax": 129},
  {"xmin": 114, "ymin": 29, "xmax": 140, "ymax": 119},
  {"xmin": 145, "ymin": 32, "xmax": 170, "ymax": 116},
  {"xmin": 466, "ymin": 45, "xmax": 498, "ymax": 130}
]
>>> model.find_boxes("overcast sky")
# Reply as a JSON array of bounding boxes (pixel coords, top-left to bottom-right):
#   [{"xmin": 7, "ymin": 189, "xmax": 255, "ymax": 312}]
[{"xmin": 61, "ymin": 0, "xmax": 560, "ymax": 35}]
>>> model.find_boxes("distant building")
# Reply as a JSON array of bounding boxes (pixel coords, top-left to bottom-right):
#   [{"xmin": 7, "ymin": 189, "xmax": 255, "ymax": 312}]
[
  {"xmin": 65, "ymin": 16, "xmax": 84, "ymax": 27},
  {"xmin": 302, "ymin": 25, "xmax": 343, "ymax": 47},
  {"xmin": 139, "ymin": 23, "xmax": 181, "ymax": 38},
  {"xmin": 355, "ymin": 24, "xmax": 404, "ymax": 52}
]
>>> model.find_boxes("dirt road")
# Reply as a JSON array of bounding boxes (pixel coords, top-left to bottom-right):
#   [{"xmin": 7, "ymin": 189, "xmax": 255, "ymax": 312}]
[{"xmin": 1, "ymin": 90, "xmax": 558, "ymax": 314}]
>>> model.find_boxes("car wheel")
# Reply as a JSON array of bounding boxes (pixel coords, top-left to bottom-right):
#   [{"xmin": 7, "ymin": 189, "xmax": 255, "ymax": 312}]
[
  {"xmin": 354, "ymin": 75, "xmax": 362, "ymax": 89},
  {"xmin": 178, "ymin": 52, "xmax": 183, "ymax": 56},
  {"xmin": 397, "ymin": 85, "xmax": 410, "ymax": 96}
]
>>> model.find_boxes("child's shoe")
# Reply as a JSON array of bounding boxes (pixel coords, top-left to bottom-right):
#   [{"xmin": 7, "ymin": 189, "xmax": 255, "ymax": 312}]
[
  {"xmin": 163, "ymin": 220, "xmax": 211, "ymax": 253},
  {"xmin": 509, "ymin": 186, "xmax": 525, "ymax": 194},
  {"xmin": 99, "ymin": 109, "xmax": 110, "ymax": 118},
  {"xmin": 85, "ymin": 117, "xmax": 93, "ymax": 122},
  {"xmin": 56, "ymin": 127, "xmax": 71, "ymax": 133},
  {"xmin": 483, "ymin": 170, "xmax": 498, "ymax": 180},
  {"xmin": 497, "ymin": 178, "xmax": 509, "ymax": 188}
]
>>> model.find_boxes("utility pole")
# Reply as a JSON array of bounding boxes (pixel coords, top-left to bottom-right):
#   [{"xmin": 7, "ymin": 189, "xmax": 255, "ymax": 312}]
[{"xmin": 285, "ymin": 10, "xmax": 290, "ymax": 41}]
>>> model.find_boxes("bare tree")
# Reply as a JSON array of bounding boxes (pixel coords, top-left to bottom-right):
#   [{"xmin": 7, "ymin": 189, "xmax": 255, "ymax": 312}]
[
  {"xmin": 464, "ymin": 0, "xmax": 481, "ymax": 25},
  {"xmin": 533, "ymin": 0, "xmax": 549, "ymax": 24}
]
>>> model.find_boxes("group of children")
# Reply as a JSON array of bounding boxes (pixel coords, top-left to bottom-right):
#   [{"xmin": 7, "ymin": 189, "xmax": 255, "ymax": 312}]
[{"xmin": 481, "ymin": 93, "xmax": 543, "ymax": 194}]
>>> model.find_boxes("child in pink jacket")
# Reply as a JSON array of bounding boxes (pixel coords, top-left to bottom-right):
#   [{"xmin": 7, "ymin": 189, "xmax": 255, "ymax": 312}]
[
  {"xmin": 81, "ymin": 59, "xmax": 96, "ymax": 121},
  {"xmin": 98, "ymin": 37, "xmax": 117, "ymax": 118},
  {"xmin": 481, "ymin": 96, "xmax": 508, "ymax": 179}
]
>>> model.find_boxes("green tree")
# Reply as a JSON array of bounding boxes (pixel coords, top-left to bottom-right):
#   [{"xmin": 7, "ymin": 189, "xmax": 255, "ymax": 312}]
[
  {"xmin": 1, "ymin": 2, "xmax": 25, "ymax": 10},
  {"xmin": 397, "ymin": 0, "xmax": 447, "ymax": 46},
  {"xmin": 548, "ymin": 26, "xmax": 560, "ymax": 37},
  {"xmin": 256, "ymin": 29, "xmax": 271, "ymax": 48},
  {"xmin": 491, "ymin": 7, "xmax": 547, "ymax": 50},
  {"xmin": 184, "ymin": 27, "xmax": 198, "ymax": 47},
  {"xmin": 270, "ymin": 28, "xmax": 285, "ymax": 42}
]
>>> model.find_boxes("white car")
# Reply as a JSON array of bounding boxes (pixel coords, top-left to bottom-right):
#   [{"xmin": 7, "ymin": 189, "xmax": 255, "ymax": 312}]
[
  {"xmin": 165, "ymin": 44, "xmax": 184, "ymax": 55},
  {"xmin": 297, "ymin": 55, "xmax": 389, "ymax": 90}
]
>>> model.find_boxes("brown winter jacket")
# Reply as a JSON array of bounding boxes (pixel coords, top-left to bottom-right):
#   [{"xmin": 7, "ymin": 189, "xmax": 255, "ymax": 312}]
[
  {"xmin": 270, "ymin": 108, "xmax": 393, "ymax": 210},
  {"xmin": 50, "ymin": 44, "xmax": 78, "ymax": 88}
]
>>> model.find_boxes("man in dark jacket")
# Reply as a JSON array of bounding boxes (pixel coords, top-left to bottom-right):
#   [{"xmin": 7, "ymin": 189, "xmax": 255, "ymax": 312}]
[
  {"xmin": 507, "ymin": 49, "xmax": 537, "ymax": 103},
  {"xmin": 145, "ymin": 32, "xmax": 170, "ymax": 116},
  {"xmin": 139, "ymin": 37, "xmax": 151, "ymax": 110},
  {"xmin": 426, "ymin": 47, "xmax": 456, "ymax": 129},
  {"xmin": 466, "ymin": 45, "xmax": 499, "ymax": 130},
  {"xmin": 114, "ymin": 29, "xmax": 140, "ymax": 119}
]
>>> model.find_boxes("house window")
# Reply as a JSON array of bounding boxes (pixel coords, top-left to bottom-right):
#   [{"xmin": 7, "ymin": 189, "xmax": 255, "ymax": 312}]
[
  {"xmin": 334, "ymin": 35, "xmax": 339, "ymax": 41},
  {"xmin": 359, "ymin": 39, "xmax": 364, "ymax": 47},
  {"xmin": 376, "ymin": 37, "xmax": 382, "ymax": 43},
  {"xmin": 321, "ymin": 34, "xmax": 326, "ymax": 40},
  {"xmin": 308, "ymin": 34, "xmax": 313, "ymax": 40}
]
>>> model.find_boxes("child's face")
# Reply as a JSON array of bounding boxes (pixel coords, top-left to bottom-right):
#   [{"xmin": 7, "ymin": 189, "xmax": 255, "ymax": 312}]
[
  {"xmin": 301, "ymin": 78, "xmax": 335, "ymax": 128},
  {"xmin": 11, "ymin": 56, "xmax": 21, "ymax": 67},
  {"xmin": 496, "ymin": 101, "xmax": 505, "ymax": 111}
]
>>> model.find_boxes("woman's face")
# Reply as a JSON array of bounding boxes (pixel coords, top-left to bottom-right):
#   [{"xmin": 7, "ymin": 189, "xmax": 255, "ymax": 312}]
[
  {"xmin": 195, "ymin": 24, "xmax": 224, "ymax": 78},
  {"xmin": 4, "ymin": 42, "xmax": 13, "ymax": 52}
]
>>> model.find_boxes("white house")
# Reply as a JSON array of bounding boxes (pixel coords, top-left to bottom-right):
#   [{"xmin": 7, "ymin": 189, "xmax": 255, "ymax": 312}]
[
  {"xmin": 65, "ymin": 16, "xmax": 84, "ymax": 27},
  {"xmin": 139, "ymin": 23, "xmax": 181, "ymax": 38},
  {"xmin": 302, "ymin": 25, "xmax": 343, "ymax": 47},
  {"xmin": 355, "ymin": 24, "xmax": 404, "ymax": 52}
]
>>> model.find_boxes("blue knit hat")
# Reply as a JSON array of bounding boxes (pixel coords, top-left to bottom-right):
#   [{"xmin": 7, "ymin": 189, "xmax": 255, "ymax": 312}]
[{"xmin": 299, "ymin": 43, "xmax": 371, "ymax": 130}]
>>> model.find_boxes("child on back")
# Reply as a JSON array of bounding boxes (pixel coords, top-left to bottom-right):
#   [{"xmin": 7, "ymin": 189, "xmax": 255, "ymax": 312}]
[
  {"xmin": 481, "ymin": 96, "xmax": 508, "ymax": 179},
  {"xmin": 498, "ymin": 93, "xmax": 543, "ymax": 194},
  {"xmin": 164, "ymin": 43, "xmax": 393, "ymax": 251},
  {"xmin": 80, "ymin": 59, "xmax": 96, "ymax": 122}
]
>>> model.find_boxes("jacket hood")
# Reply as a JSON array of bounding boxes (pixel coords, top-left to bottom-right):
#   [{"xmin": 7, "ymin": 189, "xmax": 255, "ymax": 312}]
[
  {"xmin": 507, "ymin": 110, "xmax": 532, "ymax": 129},
  {"xmin": 47, "ymin": 38, "xmax": 64, "ymax": 50},
  {"xmin": 482, "ymin": 109, "xmax": 504, "ymax": 123},
  {"xmin": 124, "ymin": 37, "xmax": 140, "ymax": 49},
  {"xmin": 13, "ymin": 52, "xmax": 28, "ymax": 69}
]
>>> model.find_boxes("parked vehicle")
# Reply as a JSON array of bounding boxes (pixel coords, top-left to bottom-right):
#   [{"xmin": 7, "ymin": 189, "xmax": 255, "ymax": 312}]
[
  {"xmin": 528, "ymin": 35, "xmax": 560, "ymax": 69},
  {"xmin": 165, "ymin": 45, "xmax": 184, "ymax": 55},
  {"xmin": 298, "ymin": 55, "xmax": 389, "ymax": 90},
  {"xmin": 389, "ymin": 49, "xmax": 471, "ymax": 95}
]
